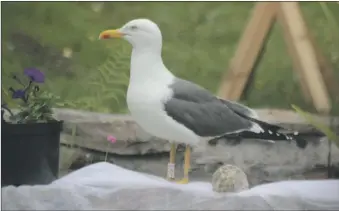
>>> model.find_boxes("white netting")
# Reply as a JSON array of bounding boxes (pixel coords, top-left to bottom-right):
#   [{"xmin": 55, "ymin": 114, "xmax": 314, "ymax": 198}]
[{"xmin": 2, "ymin": 162, "xmax": 339, "ymax": 210}]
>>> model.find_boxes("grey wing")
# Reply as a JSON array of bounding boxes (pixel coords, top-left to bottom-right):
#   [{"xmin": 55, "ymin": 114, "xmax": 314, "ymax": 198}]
[
  {"xmin": 165, "ymin": 78, "xmax": 254, "ymax": 137},
  {"xmin": 218, "ymin": 99, "xmax": 258, "ymax": 118},
  {"xmin": 169, "ymin": 78, "xmax": 258, "ymax": 118}
]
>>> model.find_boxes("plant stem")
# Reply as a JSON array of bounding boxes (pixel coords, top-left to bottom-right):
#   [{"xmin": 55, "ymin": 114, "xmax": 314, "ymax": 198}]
[
  {"xmin": 327, "ymin": 116, "xmax": 335, "ymax": 178},
  {"xmin": 23, "ymin": 80, "xmax": 33, "ymax": 103},
  {"xmin": 12, "ymin": 74, "xmax": 26, "ymax": 87}
]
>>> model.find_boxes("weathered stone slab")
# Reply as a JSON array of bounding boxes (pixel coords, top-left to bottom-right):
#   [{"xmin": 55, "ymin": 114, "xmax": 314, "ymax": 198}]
[{"xmin": 54, "ymin": 108, "xmax": 339, "ymax": 185}]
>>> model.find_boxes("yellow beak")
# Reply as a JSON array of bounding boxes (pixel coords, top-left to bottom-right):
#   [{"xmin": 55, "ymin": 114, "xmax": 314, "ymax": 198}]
[{"xmin": 98, "ymin": 29, "xmax": 124, "ymax": 40}]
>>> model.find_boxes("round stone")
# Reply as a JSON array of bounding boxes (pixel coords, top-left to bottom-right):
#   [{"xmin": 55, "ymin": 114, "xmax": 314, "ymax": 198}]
[{"xmin": 212, "ymin": 164, "xmax": 249, "ymax": 193}]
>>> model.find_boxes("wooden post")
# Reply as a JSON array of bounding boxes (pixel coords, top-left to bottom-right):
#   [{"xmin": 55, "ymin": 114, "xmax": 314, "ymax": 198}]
[
  {"xmin": 309, "ymin": 34, "xmax": 339, "ymax": 98},
  {"xmin": 280, "ymin": 2, "xmax": 331, "ymax": 113},
  {"xmin": 217, "ymin": 2, "xmax": 278, "ymax": 101},
  {"xmin": 277, "ymin": 7, "xmax": 312, "ymax": 103},
  {"xmin": 218, "ymin": 2, "xmax": 334, "ymax": 113}
]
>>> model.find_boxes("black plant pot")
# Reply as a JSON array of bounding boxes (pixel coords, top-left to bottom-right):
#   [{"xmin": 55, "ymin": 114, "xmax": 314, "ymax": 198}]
[{"xmin": 1, "ymin": 119, "xmax": 63, "ymax": 187}]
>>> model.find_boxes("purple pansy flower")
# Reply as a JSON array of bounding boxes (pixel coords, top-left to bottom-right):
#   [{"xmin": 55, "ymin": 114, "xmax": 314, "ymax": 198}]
[
  {"xmin": 24, "ymin": 68, "xmax": 45, "ymax": 83},
  {"xmin": 10, "ymin": 89, "xmax": 26, "ymax": 99}
]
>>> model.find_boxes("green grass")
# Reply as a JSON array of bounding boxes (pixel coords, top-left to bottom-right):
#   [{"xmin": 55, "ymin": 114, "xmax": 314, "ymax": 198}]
[{"xmin": 1, "ymin": 2, "xmax": 339, "ymax": 115}]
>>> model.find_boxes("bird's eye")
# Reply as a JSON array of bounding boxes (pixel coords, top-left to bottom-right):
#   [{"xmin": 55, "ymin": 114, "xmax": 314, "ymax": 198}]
[{"xmin": 130, "ymin": 25, "xmax": 138, "ymax": 30}]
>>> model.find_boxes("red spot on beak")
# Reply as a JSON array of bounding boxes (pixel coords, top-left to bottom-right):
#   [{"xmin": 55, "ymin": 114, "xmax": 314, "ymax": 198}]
[{"xmin": 102, "ymin": 34, "xmax": 110, "ymax": 39}]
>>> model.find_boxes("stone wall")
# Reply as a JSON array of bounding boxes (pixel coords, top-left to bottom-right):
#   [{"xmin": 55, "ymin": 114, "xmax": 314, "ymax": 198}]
[{"xmin": 54, "ymin": 108, "xmax": 339, "ymax": 185}]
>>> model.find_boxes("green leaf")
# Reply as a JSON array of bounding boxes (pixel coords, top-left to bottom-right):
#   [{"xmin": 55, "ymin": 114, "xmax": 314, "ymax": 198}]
[{"xmin": 291, "ymin": 104, "xmax": 339, "ymax": 148}]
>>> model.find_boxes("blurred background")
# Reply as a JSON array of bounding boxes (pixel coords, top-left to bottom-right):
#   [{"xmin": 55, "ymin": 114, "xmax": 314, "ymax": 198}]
[{"xmin": 2, "ymin": 2, "xmax": 339, "ymax": 115}]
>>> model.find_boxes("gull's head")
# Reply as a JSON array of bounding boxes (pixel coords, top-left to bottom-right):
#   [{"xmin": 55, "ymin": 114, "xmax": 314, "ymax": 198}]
[{"xmin": 99, "ymin": 19, "xmax": 162, "ymax": 50}]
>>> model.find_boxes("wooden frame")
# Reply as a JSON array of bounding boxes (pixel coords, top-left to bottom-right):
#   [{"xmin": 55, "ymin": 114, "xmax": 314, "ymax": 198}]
[{"xmin": 217, "ymin": 2, "xmax": 336, "ymax": 114}]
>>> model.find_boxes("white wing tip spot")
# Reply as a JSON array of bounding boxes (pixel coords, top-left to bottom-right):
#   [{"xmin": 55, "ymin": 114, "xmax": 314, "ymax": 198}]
[
  {"xmin": 250, "ymin": 124, "xmax": 264, "ymax": 134},
  {"xmin": 268, "ymin": 130, "xmax": 273, "ymax": 134},
  {"xmin": 294, "ymin": 131, "xmax": 299, "ymax": 135}
]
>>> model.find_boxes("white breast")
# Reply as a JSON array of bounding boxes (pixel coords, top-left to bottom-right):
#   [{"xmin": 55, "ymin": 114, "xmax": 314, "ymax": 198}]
[
  {"xmin": 126, "ymin": 49, "xmax": 200, "ymax": 145},
  {"xmin": 126, "ymin": 79, "xmax": 199, "ymax": 145}
]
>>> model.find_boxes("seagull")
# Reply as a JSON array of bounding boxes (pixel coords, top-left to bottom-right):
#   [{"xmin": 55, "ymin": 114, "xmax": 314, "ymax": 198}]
[{"xmin": 98, "ymin": 19, "xmax": 308, "ymax": 184}]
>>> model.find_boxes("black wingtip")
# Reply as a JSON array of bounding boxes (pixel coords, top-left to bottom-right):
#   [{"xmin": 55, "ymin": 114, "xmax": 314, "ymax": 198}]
[
  {"xmin": 295, "ymin": 137, "xmax": 308, "ymax": 149},
  {"xmin": 208, "ymin": 131, "xmax": 309, "ymax": 149},
  {"xmin": 287, "ymin": 129, "xmax": 328, "ymax": 149}
]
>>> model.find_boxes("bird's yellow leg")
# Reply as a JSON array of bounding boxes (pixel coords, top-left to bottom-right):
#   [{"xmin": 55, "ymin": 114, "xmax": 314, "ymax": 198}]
[
  {"xmin": 176, "ymin": 145, "xmax": 191, "ymax": 184},
  {"xmin": 167, "ymin": 143, "xmax": 176, "ymax": 181}
]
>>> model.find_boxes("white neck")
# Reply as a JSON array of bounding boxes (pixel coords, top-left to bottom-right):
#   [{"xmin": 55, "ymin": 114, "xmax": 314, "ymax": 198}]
[{"xmin": 129, "ymin": 48, "xmax": 174, "ymax": 84}]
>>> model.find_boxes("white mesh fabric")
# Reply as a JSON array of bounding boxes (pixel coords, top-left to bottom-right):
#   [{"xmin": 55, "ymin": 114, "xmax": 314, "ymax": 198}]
[{"xmin": 2, "ymin": 162, "xmax": 339, "ymax": 210}]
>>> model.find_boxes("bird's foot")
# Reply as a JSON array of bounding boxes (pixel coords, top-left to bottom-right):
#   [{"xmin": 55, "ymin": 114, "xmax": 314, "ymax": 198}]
[
  {"xmin": 167, "ymin": 177, "xmax": 176, "ymax": 182},
  {"xmin": 175, "ymin": 177, "xmax": 189, "ymax": 184}
]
